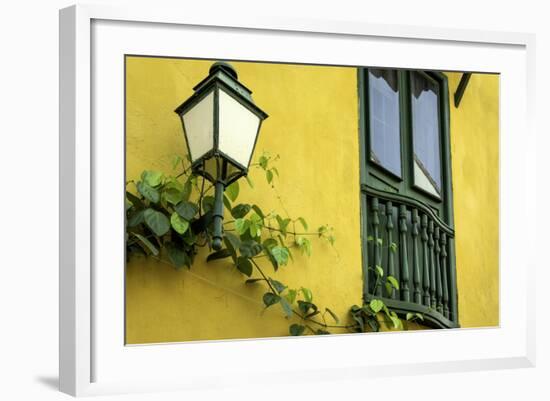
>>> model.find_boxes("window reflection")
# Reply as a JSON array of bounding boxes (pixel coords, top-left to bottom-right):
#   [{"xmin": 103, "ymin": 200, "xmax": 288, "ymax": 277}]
[
  {"xmin": 410, "ymin": 72, "xmax": 442, "ymax": 197},
  {"xmin": 368, "ymin": 69, "xmax": 401, "ymax": 177}
]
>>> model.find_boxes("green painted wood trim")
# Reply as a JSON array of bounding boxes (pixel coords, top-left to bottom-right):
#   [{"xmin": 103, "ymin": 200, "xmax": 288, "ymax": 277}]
[
  {"xmin": 358, "ymin": 69, "xmax": 370, "ymax": 301},
  {"xmin": 436, "ymin": 72, "xmax": 459, "ymax": 325},
  {"xmin": 368, "ymin": 296, "xmax": 459, "ymax": 329},
  {"xmin": 362, "ymin": 184, "xmax": 454, "ymax": 236},
  {"xmin": 399, "ymin": 204, "xmax": 410, "ymax": 302},
  {"xmin": 454, "ymin": 72, "xmax": 472, "ymax": 108},
  {"xmin": 358, "ymin": 68, "xmax": 459, "ymax": 328}
]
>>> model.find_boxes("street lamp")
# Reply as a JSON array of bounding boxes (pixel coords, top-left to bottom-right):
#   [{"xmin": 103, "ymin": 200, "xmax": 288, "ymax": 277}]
[{"xmin": 175, "ymin": 62, "xmax": 268, "ymax": 250}]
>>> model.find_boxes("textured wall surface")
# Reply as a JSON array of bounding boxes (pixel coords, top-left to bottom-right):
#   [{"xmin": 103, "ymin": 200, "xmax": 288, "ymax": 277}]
[
  {"xmin": 125, "ymin": 57, "xmax": 363, "ymax": 343},
  {"xmin": 125, "ymin": 57, "xmax": 499, "ymax": 343},
  {"xmin": 447, "ymin": 72, "xmax": 500, "ymax": 328}
]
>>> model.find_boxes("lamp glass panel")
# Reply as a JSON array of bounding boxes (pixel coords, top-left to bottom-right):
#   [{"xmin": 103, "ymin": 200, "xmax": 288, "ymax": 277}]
[
  {"xmin": 181, "ymin": 91, "xmax": 215, "ymax": 162},
  {"xmin": 217, "ymin": 89, "xmax": 261, "ymax": 168}
]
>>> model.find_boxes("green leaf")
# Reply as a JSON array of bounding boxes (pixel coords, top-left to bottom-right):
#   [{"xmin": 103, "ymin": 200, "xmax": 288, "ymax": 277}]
[
  {"xmin": 271, "ymin": 167, "xmax": 279, "ymax": 177},
  {"xmin": 296, "ymin": 237, "xmax": 312, "ymax": 256},
  {"xmin": 224, "ymin": 232, "xmax": 241, "ymax": 252},
  {"xmin": 263, "ymin": 248, "xmax": 279, "ymax": 272},
  {"xmin": 285, "ymin": 288, "xmax": 297, "ymax": 304},
  {"xmin": 202, "ymin": 196, "xmax": 215, "ymax": 213},
  {"xmin": 163, "ymin": 188, "xmax": 183, "ymax": 205},
  {"xmin": 223, "ymin": 194, "xmax": 232, "ymax": 212},
  {"xmin": 170, "ymin": 212, "xmax": 189, "ymax": 234},
  {"xmin": 276, "ymin": 215, "xmax": 291, "ymax": 236},
  {"xmin": 315, "ymin": 329, "xmax": 330, "ymax": 335},
  {"xmin": 297, "ymin": 217, "xmax": 308, "ymax": 231},
  {"xmin": 236, "ymin": 257, "xmax": 253, "ymax": 276},
  {"xmin": 245, "ymin": 175, "xmax": 254, "ymax": 188},
  {"xmin": 181, "ymin": 179, "xmax": 192, "ymax": 202},
  {"xmin": 262, "ymin": 238, "xmax": 278, "ymax": 251},
  {"xmin": 126, "ymin": 191, "xmax": 144, "ymax": 209},
  {"xmin": 143, "ymin": 209, "xmax": 170, "ymax": 236},
  {"xmin": 206, "ymin": 249, "xmax": 232, "ymax": 262},
  {"xmin": 166, "ymin": 242, "xmax": 190, "ymax": 269},
  {"xmin": 259, "ymin": 155, "xmax": 268, "ymax": 169},
  {"xmin": 141, "ymin": 170, "xmax": 163, "ymax": 187},
  {"xmin": 137, "ymin": 182, "xmax": 160, "ymax": 203},
  {"xmin": 245, "ymin": 278, "xmax": 264, "ymax": 284},
  {"xmin": 251, "ymin": 205, "xmax": 264, "ymax": 219},
  {"xmin": 171, "ymin": 155, "xmax": 182, "ymax": 170},
  {"xmin": 231, "ymin": 204, "xmax": 251, "ymax": 219},
  {"xmin": 297, "ymin": 300, "xmax": 310, "ymax": 315},
  {"xmin": 366, "ymin": 316, "xmax": 381, "ymax": 332},
  {"xmin": 279, "ymin": 297, "xmax": 293, "ymax": 318},
  {"xmin": 289, "ymin": 324, "xmax": 305, "ymax": 336},
  {"xmin": 375, "ymin": 265, "xmax": 384, "ymax": 277},
  {"xmin": 239, "ymin": 240, "xmax": 262, "ymax": 258},
  {"xmin": 268, "ymin": 278, "xmax": 286, "ymax": 294},
  {"xmin": 376, "ymin": 238, "xmax": 383, "ymax": 246},
  {"xmin": 390, "ymin": 242, "xmax": 398, "ymax": 253},
  {"xmin": 266, "ymin": 169, "xmax": 273, "ymax": 184},
  {"xmin": 263, "ymin": 292, "xmax": 280, "ymax": 308},
  {"xmin": 130, "ymin": 232, "xmax": 159, "ymax": 256},
  {"xmin": 367, "ymin": 235, "xmax": 374, "ymax": 242},
  {"xmin": 369, "ymin": 299, "xmax": 384, "ymax": 313},
  {"xmin": 174, "ymin": 201, "xmax": 198, "ymax": 220},
  {"xmin": 387, "ymin": 275, "xmax": 400, "ymax": 290},
  {"xmin": 234, "ymin": 218, "xmax": 250, "ymax": 235},
  {"xmin": 246, "ymin": 213, "xmax": 263, "ymax": 238},
  {"xmin": 406, "ymin": 312, "xmax": 414, "ymax": 321},
  {"xmin": 226, "ymin": 181, "xmax": 239, "ymax": 202},
  {"xmin": 300, "ymin": 287, "xmax": 313, "ymax": 303},
  {"xmin": 388, "ymin": 312, "xmax": 402, "ymax": 329},
  {"xmin": 127, "ymin": 210, "xmax": 145, "ymax": 227},
  {"xmin": 385, "ymin": 282, "xmax": 393, "ymax": 297},
  {"xmin": 325, "ymin": 307, "xmax": 340, "ymax": 324},
  {"xmin": 270, "ymin": 246, "xmax": 290, "ymax": 266}
]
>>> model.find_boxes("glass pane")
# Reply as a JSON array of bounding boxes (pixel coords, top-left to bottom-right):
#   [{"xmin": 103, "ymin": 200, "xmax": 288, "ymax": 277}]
[
  {"xmin": 410, "ymin": 72, "xmax": 442, "ymax": 197},
  {"xmin": 181, "ymin": 90, "xmax": 214, "ymax": 163},
  {"xmin": 218, "ymin": 89, "xmax": 261, "ymax": 168},
  {"xmin": 368, "ymin": 69, "xmax": 401, "ymax": 177}
]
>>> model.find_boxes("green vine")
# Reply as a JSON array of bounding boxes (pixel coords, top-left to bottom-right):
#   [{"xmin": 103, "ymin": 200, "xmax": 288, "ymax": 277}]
[{"xmin": 126, "ymin": 151, "xmax": 420, "ymax": 336}]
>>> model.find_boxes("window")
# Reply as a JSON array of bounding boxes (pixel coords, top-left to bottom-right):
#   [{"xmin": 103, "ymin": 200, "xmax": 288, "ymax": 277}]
[{"xmin": 359, "ymin": 68, "xmax": 459, "ymax": 329}]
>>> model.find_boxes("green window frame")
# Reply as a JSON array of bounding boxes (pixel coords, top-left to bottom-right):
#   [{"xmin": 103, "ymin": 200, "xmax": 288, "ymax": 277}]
[{"xmin": 358, "ymin": 68, "xmax": 459, "ymax": 329}]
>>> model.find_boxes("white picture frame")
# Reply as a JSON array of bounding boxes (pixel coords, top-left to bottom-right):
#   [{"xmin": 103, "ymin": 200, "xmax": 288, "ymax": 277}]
[{"xmin": 59, "ymin": 4, "xmax": 536, "ymax": 397}]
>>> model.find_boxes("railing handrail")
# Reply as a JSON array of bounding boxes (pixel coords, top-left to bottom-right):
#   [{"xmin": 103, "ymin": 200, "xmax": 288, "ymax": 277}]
[{"xmin": 362, "ymin": 184, "xmax": 454, "ymax": 237}]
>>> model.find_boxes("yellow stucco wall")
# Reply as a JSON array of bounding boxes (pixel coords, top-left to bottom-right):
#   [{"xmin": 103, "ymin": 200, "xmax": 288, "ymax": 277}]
[
  {"xmin": 125, "ymin": 57, "xmax": 499, "ymax": 344},
  {"xmin": 447, "ymin": 72, "xmax": 500, "ymax": 328},
  {"xmin": 125, "ymin": 57, "xmax": 363, "ymax": 343}
]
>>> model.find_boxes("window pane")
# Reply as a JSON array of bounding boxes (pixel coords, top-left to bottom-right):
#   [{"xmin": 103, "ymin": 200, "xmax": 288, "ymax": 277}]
[
  {"xmin": 368, "ymin": 69, "xmax": 401, "ymax": 177},
  {"xmin": 410, "ymin": 72, "xmax": 442, "ymax": 197}
]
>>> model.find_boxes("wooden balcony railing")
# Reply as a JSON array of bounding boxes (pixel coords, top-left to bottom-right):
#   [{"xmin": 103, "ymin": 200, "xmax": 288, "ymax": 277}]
[{"xmin": 362, "ymin": 185, "xmax": 459, "ymax": 329}]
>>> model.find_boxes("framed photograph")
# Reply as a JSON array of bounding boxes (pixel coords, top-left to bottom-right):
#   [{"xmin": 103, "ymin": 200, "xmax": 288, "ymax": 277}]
[{"xmin": 59, "ymin": 4, "xmax": 536, "ymax": 397}]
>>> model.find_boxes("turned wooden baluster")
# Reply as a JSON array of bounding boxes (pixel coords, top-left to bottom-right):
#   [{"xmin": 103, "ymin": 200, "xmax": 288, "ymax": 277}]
[
  {"xmin": 435, "ymin": 227, "xmax": 443, "ymax": 313},
  {"xmin": 399, "ymin": 205, "xmax": 410, "ymax": 302},
  {"xmin": 421, "ymin": 214, "xmax": 430, "ymax": 306},
  {"xmin": 386, "ymin": 201, "xmax": 396, "ymax": 299},
  {"xmin": 371, "ymin": 197, "xmax": 382, "ymax": 296},
  {"xmin": 441, "ymin": 233, "xmax": 450, "ymax": 319},
  {"xmin": 428, "ymin": 220, "xmax": 436, "ymax": 309},
  {"xmin": 412, "ymin": 209, "xmax": 421, "ymax": 304}
]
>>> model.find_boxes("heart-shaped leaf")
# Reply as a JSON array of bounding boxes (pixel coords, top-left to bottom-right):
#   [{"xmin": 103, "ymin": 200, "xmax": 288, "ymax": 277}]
[{"xmin": 143, "ymin": 208, "xmax": 169, "ymax": 236}]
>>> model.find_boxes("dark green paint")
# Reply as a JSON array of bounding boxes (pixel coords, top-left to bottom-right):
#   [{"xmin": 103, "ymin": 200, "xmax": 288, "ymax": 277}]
[
  {"xmin": 358, "ymin": 68, "xmax": 459, "ymax": 329},
  {"xmin": 454, "ymin": 72, "xmax": 472, "ymax": 108}
]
